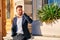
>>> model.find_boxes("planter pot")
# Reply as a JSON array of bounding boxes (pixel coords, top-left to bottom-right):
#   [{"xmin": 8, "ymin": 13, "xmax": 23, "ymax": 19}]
[
  {"xmin": 32, "ymin": 19, "xmax": 60, "ymax": 37},
  {"xmin": 32, "ymin": 20, "xmax": 41, "ymax": 35},
  {"xmin": 40, "ymin": 19, "xmax": 60, "ymax": 36}
]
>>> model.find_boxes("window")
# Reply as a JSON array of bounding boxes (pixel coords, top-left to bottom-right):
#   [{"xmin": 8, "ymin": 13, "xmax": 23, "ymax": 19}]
[
  {"xmin": 54, "ymin": 0, "xmax": 60, "ymax": 7},
  {"xmin": 48, "ymin": 0, "xmax": 54, "ymax": 4},
  {"xmin": 48, "ymin": 0, "xmax": 60, "ymax": 7},
  {"xmin": 6, "ymin": 0, "xmax": 10, "ymax": 19}
]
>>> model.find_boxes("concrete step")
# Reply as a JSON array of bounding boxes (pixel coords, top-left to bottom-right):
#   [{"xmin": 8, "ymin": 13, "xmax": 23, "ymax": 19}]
[
  {"xmin": 3, "ymin": 32, "xmax": 13, "ymax": 40},
  {"xmin": 3, "ymin": 32, "xmax": 60, "ymax": 40},
  {"xmin": 32, "ymin": 36, "xmax": 60, "ymax": 40}
]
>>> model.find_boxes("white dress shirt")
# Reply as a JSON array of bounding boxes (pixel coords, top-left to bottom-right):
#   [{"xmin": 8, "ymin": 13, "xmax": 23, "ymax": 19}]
[{"xmin": 16, "ymin": 17, "xmax": 24, "ymax": 34}]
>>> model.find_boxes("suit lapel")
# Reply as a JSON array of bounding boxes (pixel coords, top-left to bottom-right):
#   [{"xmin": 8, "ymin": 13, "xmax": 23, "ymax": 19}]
[
  {"xmin": 22, "ymin": 15, "xmax": 25, "ymax": 25},
  {"xmin": 14, "ymin": 16, "xmax": 24, "ymax": 26},
  {"xmin": 14, "ymin": 17, "xmax": 17, "ymax": 25}
]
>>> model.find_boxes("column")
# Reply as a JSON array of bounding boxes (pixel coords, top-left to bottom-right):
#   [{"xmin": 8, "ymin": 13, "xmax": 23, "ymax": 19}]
[
  {"xmin": 32, "ymin": 0, "xmax": 43, "ymax": 20},
  {"xmin": 0, "ymin": 0, "xmax": 2, "ymax": 40}
]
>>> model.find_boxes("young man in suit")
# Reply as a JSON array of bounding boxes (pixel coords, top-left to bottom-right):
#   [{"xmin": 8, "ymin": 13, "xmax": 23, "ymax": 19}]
[{"xmin": 11, "ymin": 5, "xmax": 33, "ymax": 40}]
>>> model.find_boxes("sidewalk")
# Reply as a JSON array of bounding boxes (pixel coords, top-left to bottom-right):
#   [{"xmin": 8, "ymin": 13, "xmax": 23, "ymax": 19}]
[
  {"xmin": 32, "ymin": 36, "xmax": 60, "ymax": 40},
  {"xmin": 3, "ymin": 32, "xmax": 60, "ymax": 40}
]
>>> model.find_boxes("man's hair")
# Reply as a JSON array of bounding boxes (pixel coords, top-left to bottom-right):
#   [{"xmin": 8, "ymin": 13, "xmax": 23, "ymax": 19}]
[{"xmin": 16, "ymin": 5, "xmax": 22, "ymax": 9}]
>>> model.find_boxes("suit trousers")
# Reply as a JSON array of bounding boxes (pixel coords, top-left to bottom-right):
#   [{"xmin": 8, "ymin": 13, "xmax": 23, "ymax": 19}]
[{"xmin": 13, "ymin": 34, "xmax": 27, "ymax": 40}]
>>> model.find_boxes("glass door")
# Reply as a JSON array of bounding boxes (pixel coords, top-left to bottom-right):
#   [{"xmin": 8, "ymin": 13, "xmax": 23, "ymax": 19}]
[{"xmin": 24, "ymin": 0, "xmax": 32, "ymax": 33}]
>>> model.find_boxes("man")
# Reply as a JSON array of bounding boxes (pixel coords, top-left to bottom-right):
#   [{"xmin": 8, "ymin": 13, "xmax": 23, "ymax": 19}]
[{"xmin": 11, "ymin": 5, "xmax": 33, "ymax": 40}]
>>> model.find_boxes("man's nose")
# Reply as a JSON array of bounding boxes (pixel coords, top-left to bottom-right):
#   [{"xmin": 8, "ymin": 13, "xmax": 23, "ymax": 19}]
[{"xmin": 19, "ymin": 11, "xmax": 22, "ymax": 12}]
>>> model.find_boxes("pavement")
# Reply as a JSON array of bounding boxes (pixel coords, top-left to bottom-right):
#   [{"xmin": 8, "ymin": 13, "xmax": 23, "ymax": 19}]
[
  {"xmin": 2, "ymin": 32, "xmax": 60, "ymax": 40},
  {"xmin": 32, "ymin": 36, "xmax": 60, "ymax": 40}
]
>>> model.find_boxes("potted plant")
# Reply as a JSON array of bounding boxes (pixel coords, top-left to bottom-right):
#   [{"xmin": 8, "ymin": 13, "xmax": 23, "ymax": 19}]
[
  {"xmin": 37, "ymin": 4, "xmax": 60, "ymax": 36},
  {"xmin": 37, "ymin": 4, "xmax": 60, "ymax": 24}
]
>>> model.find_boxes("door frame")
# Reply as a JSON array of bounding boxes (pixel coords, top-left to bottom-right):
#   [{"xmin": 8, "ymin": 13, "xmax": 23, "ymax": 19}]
[{"xmin": 2, "ymin": 0, "xmax": 6, "ymax": 37}]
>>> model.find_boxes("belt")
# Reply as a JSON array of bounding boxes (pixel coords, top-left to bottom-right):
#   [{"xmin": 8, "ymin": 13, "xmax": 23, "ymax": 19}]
[{"xmin": 17, "ymin": 33, "xmax": 24, "ymax": 36}]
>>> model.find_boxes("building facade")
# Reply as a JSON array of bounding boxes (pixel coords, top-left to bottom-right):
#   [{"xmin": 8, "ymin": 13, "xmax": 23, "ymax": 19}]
[{"xmin": 0, "ymin": 0, "xmax": 60, "ymax": 40}]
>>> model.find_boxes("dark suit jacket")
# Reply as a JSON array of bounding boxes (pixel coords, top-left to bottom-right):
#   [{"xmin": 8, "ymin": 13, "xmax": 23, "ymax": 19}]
[{"xmin": 11, "ymin": 13, "xmax": 33, "ymax": 39}]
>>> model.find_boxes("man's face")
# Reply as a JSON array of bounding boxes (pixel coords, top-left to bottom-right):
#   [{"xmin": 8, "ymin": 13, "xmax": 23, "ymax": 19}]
[{"xmin": 16, "ymin": 7, "xmax": 23, "ymax": 16}]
